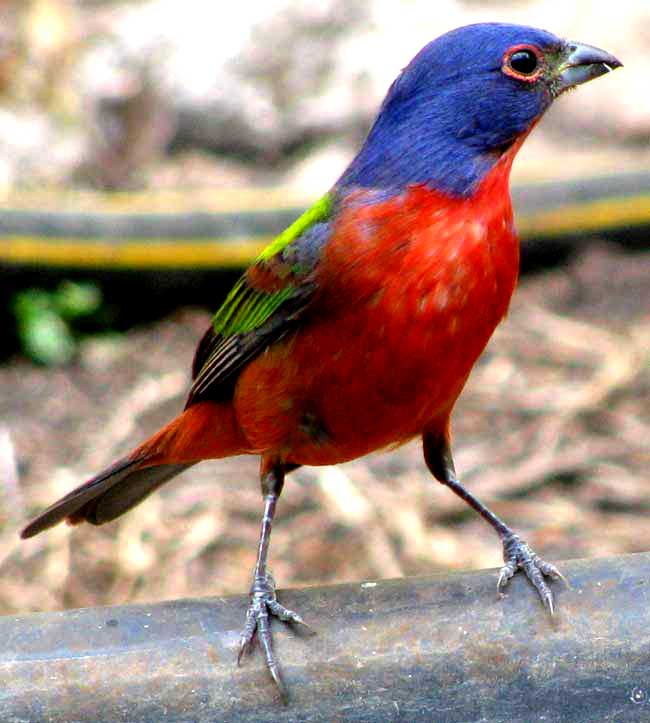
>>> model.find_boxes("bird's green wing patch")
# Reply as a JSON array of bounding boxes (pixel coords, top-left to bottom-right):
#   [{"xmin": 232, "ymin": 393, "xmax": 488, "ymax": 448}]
[
  {"xmin": 257, "ymin": 192, "xmax": 333, "ymax": 261},
  {"xmin": 186, "ymin": 192, "xmax": 333, "ymax": 405},
  {"xmin": 211, "ymin": 277, "xmax": 295, "ymax": 337},
  {"xmin": 212, "ymin": 192, "xmax": 332, "ymax": 337}
]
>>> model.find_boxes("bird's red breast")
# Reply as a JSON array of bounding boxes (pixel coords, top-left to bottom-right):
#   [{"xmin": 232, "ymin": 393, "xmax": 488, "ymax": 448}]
[{"xmin": 232, "ymin": 146, "xmax": 520, "ymax": 466}]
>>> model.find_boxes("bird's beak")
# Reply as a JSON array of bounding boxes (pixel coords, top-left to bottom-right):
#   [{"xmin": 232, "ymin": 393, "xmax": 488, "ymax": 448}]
[{"xmin": 554, "ymin": 41, "xmax": 622, "ymax": 94}]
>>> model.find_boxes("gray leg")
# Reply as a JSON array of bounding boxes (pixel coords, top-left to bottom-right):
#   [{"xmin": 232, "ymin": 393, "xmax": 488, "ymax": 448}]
[
  {"xmin": 237, "ymin": 463, "xmax": 311, "ymax": 703},
  {"xmin": 423, "ymin": 431, "xmax": 565, "ymax": 614}
]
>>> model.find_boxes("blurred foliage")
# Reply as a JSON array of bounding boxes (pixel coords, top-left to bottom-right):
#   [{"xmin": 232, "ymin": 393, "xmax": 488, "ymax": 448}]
[{"xmin": 12, "ymin": 281, "xmax": 106, "ymax": 365}]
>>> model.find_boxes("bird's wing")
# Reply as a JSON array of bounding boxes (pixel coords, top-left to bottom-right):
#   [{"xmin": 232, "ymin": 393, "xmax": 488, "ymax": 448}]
[{"xmin": 186, "ymin": 194, "xmax": 333, "ymax": 406}]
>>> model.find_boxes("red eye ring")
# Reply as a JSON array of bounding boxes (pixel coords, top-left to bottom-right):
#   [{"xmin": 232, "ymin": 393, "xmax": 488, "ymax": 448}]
[{"xmin": 502, "ymin": 44, "xmax": 545, "ymax": 83}]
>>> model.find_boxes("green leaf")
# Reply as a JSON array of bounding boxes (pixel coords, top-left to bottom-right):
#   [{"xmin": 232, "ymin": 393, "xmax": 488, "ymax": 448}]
[
  {"xmin": 13, "ymin": 289, "xmax": 76, "ymax": 365},
  {"xmin": 54, "ymin": 281, "xmax": 102, "ymax": 320}
]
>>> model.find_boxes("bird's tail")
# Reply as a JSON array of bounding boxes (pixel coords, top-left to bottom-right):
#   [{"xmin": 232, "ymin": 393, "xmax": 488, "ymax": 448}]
[{"xmin": 21, "ymin": 401, "xmax": 247, "ymax": 538}]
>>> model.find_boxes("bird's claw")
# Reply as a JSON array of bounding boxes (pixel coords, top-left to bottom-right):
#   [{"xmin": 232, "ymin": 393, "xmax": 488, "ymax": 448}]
[
  {"xmin": 497, "ymin": 532, "xmax": 567, "ymax": 615},
  {"xmin": 237, "ymin": 571, "xmax": 311, "ymax": 703}
]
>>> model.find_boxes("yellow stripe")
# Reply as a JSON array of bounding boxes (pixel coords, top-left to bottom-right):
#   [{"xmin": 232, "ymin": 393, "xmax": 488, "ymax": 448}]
[
  {"xmin": 0, "ymin": 236, "xmax": 271, "ymax": 269},
  {"xmin": 517, "ymin": 194, "xmax": 650, "ymax": 237}
]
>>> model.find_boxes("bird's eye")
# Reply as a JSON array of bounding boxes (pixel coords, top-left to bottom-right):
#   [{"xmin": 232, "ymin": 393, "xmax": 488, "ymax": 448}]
[
  {"xmin": 510, "ymin": 50, "xmax": 538, "ymax": 75},
  {"xmin": 502, "ymin": 45, "xmax": 544, "ymax": 82}
]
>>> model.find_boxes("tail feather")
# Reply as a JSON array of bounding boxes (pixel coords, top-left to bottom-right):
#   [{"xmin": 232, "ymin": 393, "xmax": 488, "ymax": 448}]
[
  {"xmin": 74, "ymin": 463, "xmax": 194, "ymax": 526},
  {"xmin": 21, "ymin": 401, "xmax": 248, "ymax": 539},
  {"xmin": 20, "ymin": 459, "xmax": 193, "ymax": 538}
]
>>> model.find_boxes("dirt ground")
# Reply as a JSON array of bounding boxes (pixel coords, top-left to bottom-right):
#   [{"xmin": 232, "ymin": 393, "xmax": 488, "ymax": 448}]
[{"xmin": 1, "ymin": 240, "xmax": 648, "ymax": 615}]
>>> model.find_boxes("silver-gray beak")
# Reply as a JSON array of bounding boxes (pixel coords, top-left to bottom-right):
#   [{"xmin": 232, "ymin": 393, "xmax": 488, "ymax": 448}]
[{"xmin": 555, "ymin": 41, "xmax": 622, "ymax": 93}]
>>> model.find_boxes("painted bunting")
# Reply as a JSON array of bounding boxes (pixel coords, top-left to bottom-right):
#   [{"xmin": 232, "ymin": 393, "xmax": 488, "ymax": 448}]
[{"xmin": 22, "ymin": 23, "xmax": 621, "ymax": 701}]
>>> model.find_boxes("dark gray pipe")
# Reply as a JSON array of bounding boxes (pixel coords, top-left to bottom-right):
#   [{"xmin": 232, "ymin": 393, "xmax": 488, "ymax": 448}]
[
  {"xmin": 2, "ymin": 552, "xmax": 650, "ymax": 722},
  {"xmin": 0, "ymin": 172, "xmax": 648, "ymax": 242}
]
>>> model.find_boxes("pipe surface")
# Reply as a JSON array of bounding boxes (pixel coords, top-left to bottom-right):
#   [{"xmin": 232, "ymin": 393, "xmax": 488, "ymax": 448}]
[
  {"xmin": 1, "ymin": 173, "xmax": 649, "ymax": 272},
  {"xmin": 2, "ymin": 553, "xmax": 650, "ymax": 722}
]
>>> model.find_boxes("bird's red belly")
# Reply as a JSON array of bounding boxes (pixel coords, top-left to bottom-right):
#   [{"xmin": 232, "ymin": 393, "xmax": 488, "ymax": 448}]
[
  {"xmin": 234, "ymin": 179, "xmax": 518, "ymax": 464},
  {"xmin": 234, "ymin": 329, "xmax": 462, "ymax": 464},
  {"xmin": 233, "ymin": 190, "xmax": 519, "ymax": 465}
]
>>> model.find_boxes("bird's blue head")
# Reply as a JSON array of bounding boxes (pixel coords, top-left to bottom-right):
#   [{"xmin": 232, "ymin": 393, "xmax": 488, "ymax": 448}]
[{"xmin": 338, "ymin": 23, "xmax": 621, "ymax": 197}]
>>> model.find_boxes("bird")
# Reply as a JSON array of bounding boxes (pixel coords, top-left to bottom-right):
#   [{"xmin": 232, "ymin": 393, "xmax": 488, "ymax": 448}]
[{"xmin": 21, "ymin": 22, "xmax": 621, "ymax": 702}]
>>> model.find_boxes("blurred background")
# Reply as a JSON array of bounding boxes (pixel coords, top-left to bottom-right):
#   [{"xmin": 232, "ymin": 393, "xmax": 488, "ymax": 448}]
[{"xmin": 0, "ymin": 0, "xmax": 648, "ymax": 614}]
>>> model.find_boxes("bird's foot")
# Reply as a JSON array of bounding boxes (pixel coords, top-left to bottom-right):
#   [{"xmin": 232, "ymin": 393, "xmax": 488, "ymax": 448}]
[
  {"xmin": 497, "ymin": 532, "xmax": 567, "ymax": 614},
  {"xmin": 237, "ymin": 571, "xmax": 312, "ymax": 703}
]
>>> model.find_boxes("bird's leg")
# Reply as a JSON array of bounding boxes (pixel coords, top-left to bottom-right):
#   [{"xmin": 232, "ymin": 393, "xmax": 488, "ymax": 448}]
[
  {"xmin": 423, "ymin": 431, "xmax": 565, "ymax": 614},
  {"xmin": 238, "ymin": 461, "xmax": 310, "ymax": 702}
]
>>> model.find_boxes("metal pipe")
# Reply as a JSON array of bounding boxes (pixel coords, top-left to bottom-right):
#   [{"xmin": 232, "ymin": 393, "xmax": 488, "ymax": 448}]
[
  {"xmin": 2, "ymin": 553, "xmax": 650, "ymax": 722},
  {"xmin": 1, "ymin": 173, "xmax": 650, "ymax": 272}
]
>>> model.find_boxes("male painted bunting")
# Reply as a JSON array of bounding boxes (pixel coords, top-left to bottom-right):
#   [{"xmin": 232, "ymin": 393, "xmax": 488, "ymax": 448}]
[{"xmin": 22, "ymin": 23, "xmax": 620, "ymax": 701}]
